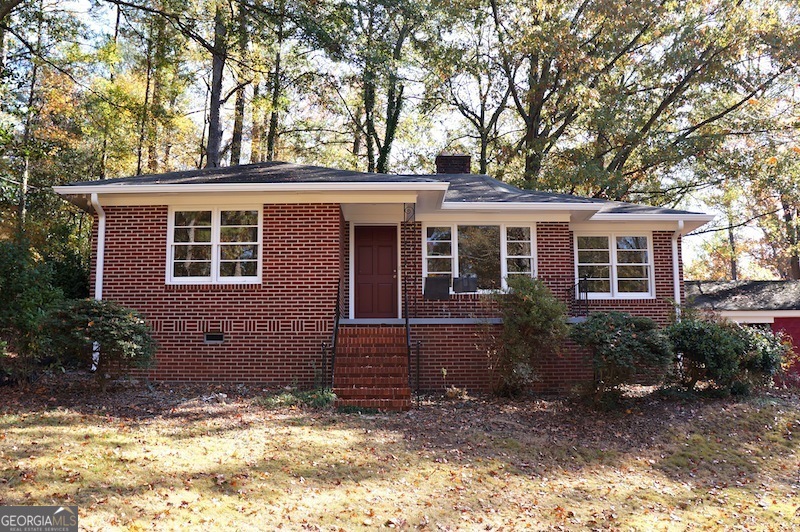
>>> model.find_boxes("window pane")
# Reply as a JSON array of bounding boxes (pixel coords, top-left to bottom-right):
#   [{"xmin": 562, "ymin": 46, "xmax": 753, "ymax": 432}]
[
  {"xmin": 458, "ymin": 225, "xmax": 501, "ymax": 290},
  {"xmin": 586, "ymin": 279, "xmax": 611, "ymax": 293},
  {"xmin": 617, "ymin": 265, "xmax": 649, "ymax": 279},
  {"xmin": 427, "ymin": 258, "xmax": 452, "ymax": 274},
  {"xmin": 173, "ymin": 261, "xmax": 211, "ymax": 277},
  {"xmin": 578, "ymin": 265, "xmax": 610, "ymax": 279},
  {"xmin": 220, "ymin": 226, "xmax": 258, "ymax": 243},
  {"xmin": 174, "ymin": 227, "xmax": 211, "ymax": 243},
  {"xmin": 221, "ymin": 210, "xmax": 258, "ymax": 226},
  {"xmin": 427, "ymin": 227, "xmax": 451, "ymax": 241},
  {"xmin": 173, "ymin": 244, "xmax": 211, "ymax": 261},
  {"xmin": 577, "ymin": 250, "xmax": 609, "ymax": 264},
  {"xmin": 507, "ymin": 257, "xmax": 532, "ymax": 273},
  {"xmin": 506, "ymin": 241, "xmax": 532, "ymax": 256},
  {"xmin": 618, "ymin": 279, "xmax": 649, "ymax": 292},
  {"xmin": 506, "ymin": 227, "xmax": 531, "ymax": 241},
  {"xmin": 616, "ymin": 236, "xmax": 647, "ymax": 250},
  {"xmin": 174, "ymin": 211, "xmax": 211, "ymax": 227},
  {"xmin": 220, "ymin": 244, "xmax": 258, "ymax": 261},
  {"xmin": 220, "ymin": 261, "xmax": 257, "ymax": 277},
  {"xmin": 577, "ymin": 236, "xmax": 609, "ymax": 250},
  {"xmin": 617, "ymin": 250, "xmax": 648, "ymax": 264},
  {"xmin": 427, "ymin": 242, "xmax": 451, "ymax": 256}
]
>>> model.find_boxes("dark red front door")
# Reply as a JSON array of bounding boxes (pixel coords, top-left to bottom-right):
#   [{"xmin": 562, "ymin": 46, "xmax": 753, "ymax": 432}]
[{"xmin": 355, "ymin": 225, "xmax": 398, "ymax": 318}]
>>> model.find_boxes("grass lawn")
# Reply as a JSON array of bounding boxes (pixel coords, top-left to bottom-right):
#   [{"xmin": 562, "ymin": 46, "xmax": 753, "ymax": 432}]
[{"xmin": 1, "ymin": 374, "xmax": 799, "ymax": 530}]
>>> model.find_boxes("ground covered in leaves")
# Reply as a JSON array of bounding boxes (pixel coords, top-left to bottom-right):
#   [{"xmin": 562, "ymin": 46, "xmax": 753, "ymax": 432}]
[{"xmin": 2, "ymin": 373, "xmax": 799, "ymax": 530}]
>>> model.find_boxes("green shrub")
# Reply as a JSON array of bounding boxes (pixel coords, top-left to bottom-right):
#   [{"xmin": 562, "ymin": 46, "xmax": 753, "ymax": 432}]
[
  {"xmin": 491, "ymin": 276, "xmax": 568, "ymax": 396},
  {"xmin": 570, "ymin": 311, "xmax": 673, "ymax": 400},
  {"xmin": 41, "ymin": 299, "xmax": 156, "ymax": 388},
  {"xmin": 667, "ymin": 318, "xmax": 747, "ymax": 390},
  {"xmin": 0, "ymin": 241, "xmax": 63, "ymax": 379},
  {"xmin": 738, "ymin": 326, "xmax": 793, "ymax": 388}
]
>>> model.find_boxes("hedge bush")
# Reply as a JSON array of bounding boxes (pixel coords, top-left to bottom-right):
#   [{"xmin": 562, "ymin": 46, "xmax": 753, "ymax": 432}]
[
  {"xmin": 667, "ymin": 318, "xmax": 793, "ymax": 394},
  {"xmin": 570, "ymin": 311, "xmax": 673, "ymax": 400},
  {"xmin": 0, "ymin": 241, "xmax": 63, "ymax": 356},
  {"xmin": 41, "ymin": 299, "xmax": 156, "ymax": 388},
  {"xmin": 491, "ymin": 276, "xmax": 568, "ymax": 396},
  {"xmin": 667, "ymin": 318, "xmax": 744, "ymax": 390}
]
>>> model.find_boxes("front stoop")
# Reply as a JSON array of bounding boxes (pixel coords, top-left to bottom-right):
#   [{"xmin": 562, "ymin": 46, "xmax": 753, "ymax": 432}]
[{"xmin": 333, "ymin": 326, "xmax": 412, "ymax": 411}]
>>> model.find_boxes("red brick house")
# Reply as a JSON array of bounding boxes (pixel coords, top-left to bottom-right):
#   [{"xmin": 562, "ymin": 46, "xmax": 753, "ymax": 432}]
[{"xmin": 54, "ymin": 155, "xmax": 712, "ymax": 408}]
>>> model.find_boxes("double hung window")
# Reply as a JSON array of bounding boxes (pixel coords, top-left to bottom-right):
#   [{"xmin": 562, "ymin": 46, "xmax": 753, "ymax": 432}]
[
  {"xmin": 575, "ymin": 234, "xmax": 652, "ymax": 298},
  {"xmin": 168, "ymin": 208, "xmax": 261, "ymax": 284}
]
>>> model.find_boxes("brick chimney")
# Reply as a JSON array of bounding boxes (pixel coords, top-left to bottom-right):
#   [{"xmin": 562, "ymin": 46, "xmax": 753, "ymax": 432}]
[{"xmin": 435, "ymin": 153, "xmax": 471, "ymax": 174}]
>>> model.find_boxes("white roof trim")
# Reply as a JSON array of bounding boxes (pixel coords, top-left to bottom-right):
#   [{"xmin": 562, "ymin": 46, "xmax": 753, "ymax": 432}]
[
  {"xmin": 591, "ymin": 213, "xmax": 715, "ymax": 222},
  {"xmin": 53, "ymin": 182, "xmax": 450, "ymax": 195},
  {"xmin": 440, "ymin": 201, "xmax": 602, "ymax": 211},
  {"xmin": 717, "ymin": 310, "xmax": 800, "ymax": 320}
]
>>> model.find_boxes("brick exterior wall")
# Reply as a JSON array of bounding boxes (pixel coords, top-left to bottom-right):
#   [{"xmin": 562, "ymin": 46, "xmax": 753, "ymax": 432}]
[
  {"xmin": 92, "ymin": 205, "xmax": 683, "ymax": 392},
  {"xmin": 93, "ymin": 204, "xmax": 342, "ymax": 385}
]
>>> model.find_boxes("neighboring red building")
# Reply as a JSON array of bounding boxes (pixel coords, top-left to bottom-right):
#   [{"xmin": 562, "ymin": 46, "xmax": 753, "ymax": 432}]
[
  {"xmin": 685, "ymin": 280, "xmax": 800, "ymax": 384},
  {"xmin": 55, "ymin": 156, "xmax": 712, "ymax": 409}
]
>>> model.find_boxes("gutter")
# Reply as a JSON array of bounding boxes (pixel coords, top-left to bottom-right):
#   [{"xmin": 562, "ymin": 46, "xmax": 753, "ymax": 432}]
[{"xmin": 672, "ymin": 220, "xmax": 684, "ymax": 320}]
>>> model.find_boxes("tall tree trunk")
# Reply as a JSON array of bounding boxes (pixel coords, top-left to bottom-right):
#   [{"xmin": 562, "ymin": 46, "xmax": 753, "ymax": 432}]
[
  {"xmin": 363, "ymin": 73, "xmax": 376, "ymax": 172},
  {"xmin": 198, "ymin": 80, "xmax": 210, "ymax": 168},
  {"xmin": 251, "ymin": 82, "xmax": 262, "ymax": 162},
  {"xmin": 229, "ymin": 2, "xmax": 248, "ymax": 166},
  {"xmin": 18, "ymin": 4, "xmax": 42, "ymax": 232},
  {"xmin": 99, "ymin": 6, "xmax": 121, "ymax": 179},
  {"xmin": 265, "ymin": 0, "xmax": 285, "ymax": 162},
  {"xmin": 352, "ymin": 105, "xmax": 363, "ymax": 156},
  {"xmin": 727, "ymin": 223, "xmax": 738, "ymax": 280},
  {"xmin": 205, "ymin": 4, "xmax": 228, "ymax": 168},
  {"xmin": 479, "ymin": 132, "xmax": 489, "ymax": 174},
  {"xmin": 782, "ymin": 198, "xmax": 800, "ymax": 279},
  {"xmin": 136, "ymin": 33, "xmax": 153, "ymax": 176}
]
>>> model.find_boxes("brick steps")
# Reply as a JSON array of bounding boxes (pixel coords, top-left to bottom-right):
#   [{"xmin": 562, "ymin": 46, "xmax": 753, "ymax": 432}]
[{"xmin": 333, "ymin": 326, "xmax": 411, "ymax": 411}]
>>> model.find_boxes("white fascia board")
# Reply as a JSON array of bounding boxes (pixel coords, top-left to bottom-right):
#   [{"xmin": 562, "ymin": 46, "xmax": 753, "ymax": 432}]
[
  {"xmin": 53, "ymin": 181, "xmax": 450, "ymax": 195},
  {"xmin": 717, "ymin": 310, "xmax": 800, "ymax": 323},
  {"xmin": 416, "ymin": 211, "xmax": 571, "ymax": 223},
  {"xmin": 439, "ymin": 201, "xmax": 602, "ymax": 211},
  {"xmin": 590, "ymin": 213, "xmax": 715, "ymax": 225}
]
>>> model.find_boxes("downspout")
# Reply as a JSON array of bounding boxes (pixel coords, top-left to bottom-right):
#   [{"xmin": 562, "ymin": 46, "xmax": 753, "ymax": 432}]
[
  {"xmin": 90, "ymin": 193, "xmax": 106, "ymax": 300},
  {"xmin": 672, "ymin": 220, "xmax": 684, "ymax": 321},
  {"xmin": 90, "ymin": 193, "xmax": 106, "ymax": 369}
]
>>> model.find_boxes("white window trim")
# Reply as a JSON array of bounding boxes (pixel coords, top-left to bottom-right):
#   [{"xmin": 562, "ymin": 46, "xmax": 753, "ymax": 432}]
[
  {"xmin": 166, "ymin": 206, "xmax": 263, "ymax": 285},
  {"xmin": 421, "ymin": 223, "xmax": 537, "ymax": 294},
  {"xmin": 573, "ymin": 232, "xmax": 654, "ymax": 300}
]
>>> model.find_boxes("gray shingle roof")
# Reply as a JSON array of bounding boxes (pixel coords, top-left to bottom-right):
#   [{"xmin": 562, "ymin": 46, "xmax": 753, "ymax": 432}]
[
  {"xmin": 60, "ymin": 160, "xmax": 707, "ymax": 216},
  {"xmin": 685, "ymin": 280, "xmax": 800, "ymax": 311},
  {"xmin": 433, "ymin": 173, "xmax": 602, "ymax": 204},
  {"xmin": 65, "ymin": 161, "xmax": 440, "ymax": 186}
]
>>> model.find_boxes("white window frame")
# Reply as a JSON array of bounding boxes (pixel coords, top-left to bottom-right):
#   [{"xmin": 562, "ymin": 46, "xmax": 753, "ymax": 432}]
[
  {"xmin": 573, "ymin": 232, "xmax": 654, "ymax": 299},
  {"xmin": 166, "ymin": 206, "xmax": 263, "ymax": 285},
  {"xmin": 421, "ymin": 223, "xmax": 537, "ymax": 293}
]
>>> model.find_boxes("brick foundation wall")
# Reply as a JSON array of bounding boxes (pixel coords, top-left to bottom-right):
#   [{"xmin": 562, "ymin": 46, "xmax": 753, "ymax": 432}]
[{"xmin": 94, "ymin": 204, "xmax": 343, "ymax": 385}]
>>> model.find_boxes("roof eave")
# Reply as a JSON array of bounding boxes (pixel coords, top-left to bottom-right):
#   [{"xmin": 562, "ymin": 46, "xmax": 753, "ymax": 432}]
[
  {"xmin": 53, "ymin": 181, "xmax": 450, "ymax": 195},
  {"xmin": 439, "ymin": 201, "xmax": 602, "ymax": 211}
]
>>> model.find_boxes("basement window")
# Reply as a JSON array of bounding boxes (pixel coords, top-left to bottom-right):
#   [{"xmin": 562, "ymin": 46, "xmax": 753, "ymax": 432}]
[{"xmin": 204, "ymin": 332, "xmax": 225, "ymax": 344}]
